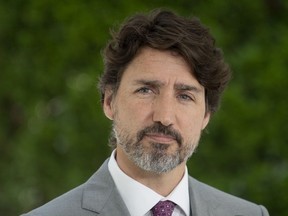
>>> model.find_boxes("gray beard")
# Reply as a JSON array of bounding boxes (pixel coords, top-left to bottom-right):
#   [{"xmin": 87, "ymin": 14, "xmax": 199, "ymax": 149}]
[{"xmin": 113, "ymin": 126, "xmax": 199, "ymax": 174}]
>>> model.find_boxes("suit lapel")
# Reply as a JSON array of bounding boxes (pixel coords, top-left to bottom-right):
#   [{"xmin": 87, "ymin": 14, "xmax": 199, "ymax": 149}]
[
  {"xmin": 188, "ymin": 176, "xmax": 218, "ymax": 216},
  {"xmin": 81, "ymin": 159, "xmax": 130, "ymax": 215}
]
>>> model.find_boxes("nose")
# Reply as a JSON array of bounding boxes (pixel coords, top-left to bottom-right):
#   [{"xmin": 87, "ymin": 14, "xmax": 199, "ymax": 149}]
[{"xmin": 152, "ymin": 94, "xmax": 176, "ymax": 126}]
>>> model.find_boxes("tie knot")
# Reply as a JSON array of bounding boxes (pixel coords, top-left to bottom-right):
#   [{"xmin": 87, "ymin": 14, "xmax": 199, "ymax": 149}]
[{"xmin": 151, "ymin": 200, "xmax": 176, "ymax": 216}]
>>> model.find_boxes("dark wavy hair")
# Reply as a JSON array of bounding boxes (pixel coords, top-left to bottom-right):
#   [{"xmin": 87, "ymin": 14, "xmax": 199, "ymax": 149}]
[{"xmin": 99, "ymin": 9, "xmax": 231, "ymax": 114}]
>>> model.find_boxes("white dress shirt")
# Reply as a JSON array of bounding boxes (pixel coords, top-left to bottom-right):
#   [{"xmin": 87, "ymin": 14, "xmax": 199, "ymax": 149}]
[{"xmin": 108, "ymin": 150, "xmax": 190, "ymax": 216}]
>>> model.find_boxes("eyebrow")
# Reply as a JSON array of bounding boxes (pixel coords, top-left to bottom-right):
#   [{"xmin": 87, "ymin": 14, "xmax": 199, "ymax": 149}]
[
  {"xmin": 133, "ymin": 79, "xmax": 163, "ymax": 87},
  {"xmin": 133, "ymin": 79, "xmax": 202, "ymax": 93},
  {"xmin": 174, "ymin": 83, "xmax": 202, "ymax": 93}
]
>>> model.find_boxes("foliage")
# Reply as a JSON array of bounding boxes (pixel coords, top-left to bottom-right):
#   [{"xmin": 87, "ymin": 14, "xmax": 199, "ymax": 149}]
[{"xmin": 0, "ymin": 0, "xmax": 287, "ymax": 215}]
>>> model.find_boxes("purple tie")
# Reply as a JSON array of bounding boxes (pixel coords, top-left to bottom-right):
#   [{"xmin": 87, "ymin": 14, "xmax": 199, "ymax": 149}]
[{"xmin": 151, "ymin": 200, "xmax": 176, "ymax": 216}]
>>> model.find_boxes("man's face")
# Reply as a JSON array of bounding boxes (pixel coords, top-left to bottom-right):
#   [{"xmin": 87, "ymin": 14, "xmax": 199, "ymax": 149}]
[{"xmin": 104, "ymin": 47, "xmax": 210, "ymax": 174}]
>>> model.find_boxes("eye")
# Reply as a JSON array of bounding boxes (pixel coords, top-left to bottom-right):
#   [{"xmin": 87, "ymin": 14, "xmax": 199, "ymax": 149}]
[
  {"xmin": 135, "ymin": 87, "xmax": 153, "ymax": 94},
  {"xmin": 178, "ymin": 93, "xmax": 194, "ymax": 102}
]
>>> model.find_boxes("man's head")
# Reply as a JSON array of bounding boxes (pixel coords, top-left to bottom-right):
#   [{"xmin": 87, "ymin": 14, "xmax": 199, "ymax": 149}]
[
  {"xmin": 99, "ymin": 9, "xmax": 231, "ymax": 173},
  {"xmin": 99, "ymin": 9, "xmax": 231, "ymax": 114}
]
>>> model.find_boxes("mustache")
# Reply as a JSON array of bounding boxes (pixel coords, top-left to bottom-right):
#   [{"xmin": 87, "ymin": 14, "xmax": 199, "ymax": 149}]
[{"xmin": 137, "ymin": 123, "xmax": 183, "ymax": 145}]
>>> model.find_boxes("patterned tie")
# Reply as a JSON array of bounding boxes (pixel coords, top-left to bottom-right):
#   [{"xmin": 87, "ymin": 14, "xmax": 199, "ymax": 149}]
[{"xmin": 151, "ymin": 200, "xmax": 176, "ymax": 216}]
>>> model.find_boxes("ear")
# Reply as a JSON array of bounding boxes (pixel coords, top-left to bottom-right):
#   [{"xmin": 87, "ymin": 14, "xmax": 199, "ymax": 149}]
[
  {"xmin": 103, "ymin": 89, "xmax": 115, "ymax": 120},
  {"xmin": 201, "ymin": 112, "xmax": 211, "ymax": 130}
]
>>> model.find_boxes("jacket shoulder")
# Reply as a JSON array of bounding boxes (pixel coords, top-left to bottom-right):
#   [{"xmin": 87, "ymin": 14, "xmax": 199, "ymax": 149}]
[
  {"xmin": 189, "ymin": 176, "xmax": 269, "ymax": 216},
  {"xmin": 20, "ymin": 159, "xmax": 127, "ymax": 216},
  {"xmin": 21, "ymin": 184, "xmax": 93, "ymax": 216}
]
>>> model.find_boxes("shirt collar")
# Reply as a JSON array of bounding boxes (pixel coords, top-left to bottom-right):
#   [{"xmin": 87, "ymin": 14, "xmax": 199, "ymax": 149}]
[{"xmin": 108, "ymin": 150, "xmax": 190, "ymax": 216}]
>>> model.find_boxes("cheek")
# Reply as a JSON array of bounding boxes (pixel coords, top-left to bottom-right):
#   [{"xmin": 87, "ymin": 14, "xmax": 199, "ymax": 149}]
[
  {"xmin": 115, "ymin": 101, "xmax": 149, "ymax": 131},
  {"xmin": 125, "ymin": 99, "xmax": 152, "ymax": 118},
  {"xmin": 183, "ymin": 125, "xmax": 200, "ymax": 140},
  {"xmin": 181, "ymin": 113, "xmax": 206, "ymax": 137}
]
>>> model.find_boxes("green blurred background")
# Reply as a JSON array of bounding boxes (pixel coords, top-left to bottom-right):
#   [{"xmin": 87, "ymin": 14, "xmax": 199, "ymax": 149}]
[{"xmin": 1, "ymin": 0, "xmax": 287, "ymax": 215}]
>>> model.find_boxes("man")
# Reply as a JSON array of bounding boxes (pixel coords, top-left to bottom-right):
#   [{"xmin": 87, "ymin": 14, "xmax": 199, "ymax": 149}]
[{"xmin": 22, "ymin": 9, "xmax": 269, "ymax": 216}]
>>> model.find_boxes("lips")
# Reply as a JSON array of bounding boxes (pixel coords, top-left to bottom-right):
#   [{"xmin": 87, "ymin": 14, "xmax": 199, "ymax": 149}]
[
  {"xmin": 136, "ymin": 122, "xmax": 183, "ymax": 146},
  {"xmin": 145, "ymin": 133, "xmax": 176, "ymax": 143}
]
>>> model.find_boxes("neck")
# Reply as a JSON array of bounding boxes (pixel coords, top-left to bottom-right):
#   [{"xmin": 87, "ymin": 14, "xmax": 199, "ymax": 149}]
[{"xmin": 115, "ymin": 147, "xmax": 186, "ymax": 196}]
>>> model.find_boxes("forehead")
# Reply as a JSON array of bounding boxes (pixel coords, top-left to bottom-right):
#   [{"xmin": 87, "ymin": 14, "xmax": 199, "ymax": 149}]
[
  {"xmin": 121, "ymin": 47, "xmax": 203, "ymax": 89},
  {"xmin": 132, "ymin": 47, "xmax": 189, "ymax": 70}
]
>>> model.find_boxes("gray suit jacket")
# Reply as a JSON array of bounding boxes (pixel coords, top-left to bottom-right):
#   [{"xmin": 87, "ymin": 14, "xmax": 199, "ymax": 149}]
[{"xmin": 21, "ymin": 159, "xmax": 269, "ymax": 216}]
